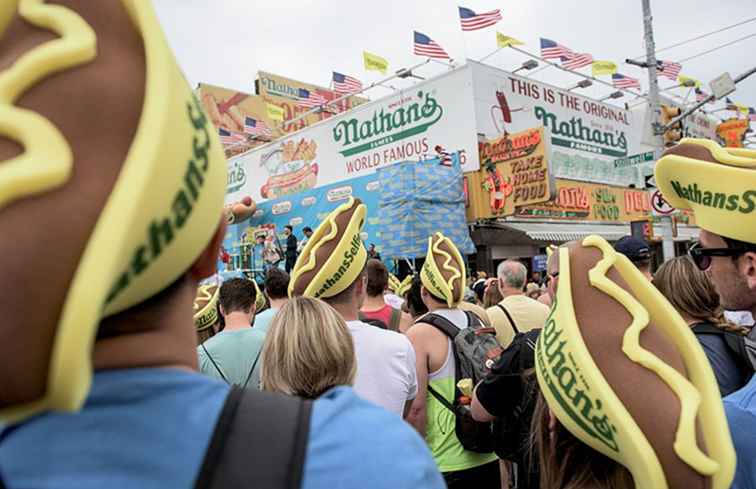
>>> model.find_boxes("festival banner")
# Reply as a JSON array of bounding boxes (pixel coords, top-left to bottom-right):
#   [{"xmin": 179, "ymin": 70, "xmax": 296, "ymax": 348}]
[
  {"xmin": 470, "ymin": 61, "xmax": 645, "ymax": 187},
  {"xmin": 513, "ymin": 179, "xmax": 652, "ymax": 222},
  {"xmin": 226, "ymin": 66, "xmax": 479, "ymax": 203},
  {"xmin": 466, "ymin": 127, "xmax": 556, "ymax": 219}
]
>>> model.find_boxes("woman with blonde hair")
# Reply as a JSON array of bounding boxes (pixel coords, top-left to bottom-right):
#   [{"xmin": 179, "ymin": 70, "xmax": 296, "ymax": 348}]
[
  {"xmin": 260, "ymin": 296, "xmax": 357, "ymax": 399},
  {"xmin": 653, "ymin": 256, "xmax": 750, "ymax": 396}
]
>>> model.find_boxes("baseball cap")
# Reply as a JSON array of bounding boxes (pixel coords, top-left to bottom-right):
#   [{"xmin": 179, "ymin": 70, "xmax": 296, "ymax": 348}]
[{"xmin": 614, "ymin": 236, "xmax": 650, "ymax": 263}]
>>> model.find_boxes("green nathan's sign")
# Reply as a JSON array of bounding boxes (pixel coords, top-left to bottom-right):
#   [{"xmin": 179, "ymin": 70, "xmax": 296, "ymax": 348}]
[
  {"xmin": 535, "ymin": 106, "xmax": 629, "ymax": 158},
  {"xmin": 613, "ymin": 151, "xmax": 655, "ymax": 168},
  {"xmin": 332, "ymin": 90, "xmax": 443, "ymax": 157}
]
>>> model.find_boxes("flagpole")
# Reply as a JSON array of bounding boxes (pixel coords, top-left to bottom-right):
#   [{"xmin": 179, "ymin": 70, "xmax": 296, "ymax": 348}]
[
  {"xmin": 507, "ymin": 45, "xmax": 647, "ymax": 100},
  {"xmin": 478, "ymin": 47, "xmax": 503, "ymax": 63},
  {"xmin": 277, "ymin": 59, "xmax": 431, "ymax": 130}
]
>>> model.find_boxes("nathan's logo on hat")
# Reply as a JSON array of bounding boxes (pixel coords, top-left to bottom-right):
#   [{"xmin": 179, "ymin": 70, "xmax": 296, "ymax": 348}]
[
  {"xmin": 536, "ymin": 298, "xmax": 619, "ymax": 453},
  {"xmin": 289, "ymin": 197, "xmax": 367, "ymax": 299},
  {"xmin": 420, "ymin": 232, "xmax": 466, "ymax": 308},
  {"xmin": 669, "ymin": 180, "xmax": 756, "ymax": 214},
  {"xmin": 656, "ymin": 138, "xmax": 756, "ymax": 245}
]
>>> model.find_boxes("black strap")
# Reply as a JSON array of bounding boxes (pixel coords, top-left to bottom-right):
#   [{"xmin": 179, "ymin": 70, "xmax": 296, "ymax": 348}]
[
  {"xmin": 496, "ymin": 304, "xmax": 520, "ymax": 335},
  {"xmin": 692, "ymin": 323, "xmax": 754, "ymax": 379},
  {"xmin": 241, "ymin": 348, "xmax": 263, "ymax": 389},
  {"xmin": 428, "ymin": 384, "xmax": 456, "ymax": 415},
  {"xmin": 389, "ymin": 307, "xmax": 402, "ymax": 331},
  {"xmin": 194, "ymin": 386, "xmax": 312, "ymax": 489},
  {"xmin": 201, "ymin": 343, "xmax": 230, "ymax": 384},
  {"xmin": 421, "ymin": 312, "xmax": 461, "ymax": 340}
]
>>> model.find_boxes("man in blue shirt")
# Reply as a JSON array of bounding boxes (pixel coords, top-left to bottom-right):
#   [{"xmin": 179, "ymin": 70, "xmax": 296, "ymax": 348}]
[
  {"xmin": 0, "ymin": 3, "xmax": 443, "ymax": 488},
  {"xmin": 655, "ymin": 140, "xmax": 756, "ymax": 489}
]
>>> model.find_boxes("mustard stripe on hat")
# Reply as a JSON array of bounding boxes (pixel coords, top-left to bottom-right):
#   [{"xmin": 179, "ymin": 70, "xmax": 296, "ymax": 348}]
[
  {"xmin": 194, "ymin": 284, "xmax": 220, "ymax": 331},
  {"xmin": 0, "ymin": 0, "xmax": 227, "ymax": 423},
  {"xmin": 289, "ymin": 197, "xmax": 367, "ymax": 299},
  {"xmin": 535, "ymin": 236, "xmax": 734, "ymax": 489},
  {"xmin": 420, "ymin": 232, "xmax": 466, "ymax": 308},
  {"xmin": 655, "ymin": 138, "xmax": 756, "ymax": 244}
]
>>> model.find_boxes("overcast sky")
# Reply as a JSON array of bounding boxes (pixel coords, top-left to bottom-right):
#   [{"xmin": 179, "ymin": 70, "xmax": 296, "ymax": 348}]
[{"xmin": 153, "ymin": 0, "xmax": 756, "ymax": 114}]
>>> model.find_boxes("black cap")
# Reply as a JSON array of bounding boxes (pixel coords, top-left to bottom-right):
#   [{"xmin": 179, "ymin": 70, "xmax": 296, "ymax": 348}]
[
  {"xmin": 614, "ymin": 236, "xmax": 650, "ymax": 263},
  {"xmin": 303, "ymin": 226, "xmax": 313, "ymax": 233}
]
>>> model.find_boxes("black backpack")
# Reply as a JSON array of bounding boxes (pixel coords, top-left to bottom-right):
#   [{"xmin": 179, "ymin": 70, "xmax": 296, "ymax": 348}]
[
  {"xmin": 421, "ymin": 311, "xmax": 502, "ymax": 454},
  {"xmin": 692, "ymin": 322, "xmax": 755, "ymax": 384}
]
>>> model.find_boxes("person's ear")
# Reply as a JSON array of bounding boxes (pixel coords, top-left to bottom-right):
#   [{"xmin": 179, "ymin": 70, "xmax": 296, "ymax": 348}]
[
  {"xmin": 742, "ymin": 251, "xmax": 756, "ymax": 292},
  {"xmin": 219, "ymin": 304, "xmax": 226, "ymax": 317},
  {"xmin": 190, "ymin": 217, "xmax": 227, "ymax": 281}
]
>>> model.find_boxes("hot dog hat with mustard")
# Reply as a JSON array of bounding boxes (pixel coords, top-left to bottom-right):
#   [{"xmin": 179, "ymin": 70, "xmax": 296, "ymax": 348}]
[
  {"xmin": 289, "ymin": 197, "xmax": 367, "ymax": 298},
  {"xmin": 194, "ymin": 284, "xmax": 220, "ymax": 332},
  {"xmin": 535, "ymin": 235, "xmax": 735, "ymax": 489},
  {"xmin": 0, "ymin": 1, "xmax": 226, "ymax": 423},
  {"xmin": 655, "ymin": 138, "xmax": 756, "ymax": 244},
  {"xmin": 420, "ymin": 232, "xmax": 466, "ymax": 308}
]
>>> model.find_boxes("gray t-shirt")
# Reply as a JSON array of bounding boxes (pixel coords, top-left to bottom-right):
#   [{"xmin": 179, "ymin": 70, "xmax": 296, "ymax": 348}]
[{"xmin": 197, "ymin": 328, "xmax": 266, "ymax": 388}]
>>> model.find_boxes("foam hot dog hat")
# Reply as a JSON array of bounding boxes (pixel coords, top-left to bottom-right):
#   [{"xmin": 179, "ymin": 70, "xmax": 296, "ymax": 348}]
[
  {"xmin": 420, "ymin": 232, "xmax": 466, "ymax": 308},
  {"xmin": 655, "ymin": 138, "xmax": 756, "ymax": 243},
  {"xmin": 0, "ymin": 1, "xmax": 226, "ymax": 423},
  {"xmin": 194, "ymin": 284, "xmax": 220, "ymax": 332},
  {"xmin": 535, "ymin": 235, "xmax": 735, "ymax": 489},
  {"xmin": 289, "ymin": 197, "xmax": 367, "ymax": 298}
]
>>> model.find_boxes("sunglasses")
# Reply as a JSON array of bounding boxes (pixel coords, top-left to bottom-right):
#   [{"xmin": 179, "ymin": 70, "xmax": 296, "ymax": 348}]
[{"xmin": 688, "ymin": 242, "xmax": 744, "ymax": 271}]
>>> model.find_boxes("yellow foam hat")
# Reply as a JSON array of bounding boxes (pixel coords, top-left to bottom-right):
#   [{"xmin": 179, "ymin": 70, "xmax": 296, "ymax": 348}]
[
  {"xmin": 288, "ymin": 197, "xmax": 367, "ymax": 298},
  {"xmin": 387, "ymin": 273, "xmax": 401, "ymax": 293},
  {"xmin": 396, "ymin": 275, "xmax": 413, "ymax": 297},
  {"xmin": 194, "ymin": 285, "xmax": 220, "ymax": 331},
  {"xmin": 253, "ymin": 279, "xmax": 266, "ymax": 311},
  {"xmin": 420, "ymin": 232, "xmax": 466, "ymax": 308},
  {"xmin": 655, "ymin": 138, "xmax": 756, "ymax": 244},
  {"xmin": 535, "ymin": 235, "xmax": 734, "ymax": 489},
  {"xmin": 0, "ymin": 1, "xmax": 227, "ymax": 423}
]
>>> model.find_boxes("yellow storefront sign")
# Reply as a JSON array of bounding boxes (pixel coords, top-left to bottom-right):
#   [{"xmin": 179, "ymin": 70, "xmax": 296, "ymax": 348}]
[
  {"xmin": 467, "ymin": 127, "xmax": 555, "ymax": 219},
  {"xmin": 513, "ymin": 179, "xmax": 652, "ymax": 222}
]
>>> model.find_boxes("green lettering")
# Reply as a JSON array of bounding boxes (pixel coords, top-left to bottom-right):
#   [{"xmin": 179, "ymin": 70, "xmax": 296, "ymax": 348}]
[
  {"xmin": 173, "ymin": 190, "xmax": 193, "ymax": 228},
  {"xmin": 741, "ymin": 190, "xmax": 756, "ymax": 213}
]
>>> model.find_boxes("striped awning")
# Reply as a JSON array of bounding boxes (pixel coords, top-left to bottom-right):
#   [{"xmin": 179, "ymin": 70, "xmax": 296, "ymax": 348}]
[{"xmin": 500, "ymin": 221, "xmax": 699, "ymax": 243}]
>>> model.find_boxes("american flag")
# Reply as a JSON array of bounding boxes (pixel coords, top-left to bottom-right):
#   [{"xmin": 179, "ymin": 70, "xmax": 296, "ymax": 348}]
[
  {"xmin": 332, "ymin": 72, "xmax": 363, "ymax": 95},
  {"xmin": 297, "ymin": 88, "xmax": 327, "ymax": 108},
  {"xmin": 695, "ymin": 88, "xmax": 709, "ymax": 103},
  {"xmin": 244, "ymin": 117, "xmax": 272, "ymax": 138},
  {"xmin": 540, "ymin": 38, "xmax": 573, "ymax": 60},
  {"xmin": 413, "ymin": 31, "xmax": 450, "ymax": 59},
  {"xmin": 458, "ymin": 7, "xmax": 502, "ymax": 31},
  {"xmin": 658, "ymin": 60, "xmax": 682, "ymax": 81},
  {"xmin": 612, "ymin": 73, "xmax": 640, "ymax": 89},
  {"xmin": 218, "ymin": 128, "xmax": 246, "ymax": 146},
  {"xmin": 749, "ymin": 107, "xmax": 756, "ymax": 122},
  {"xmin": 562, "ymin": 52, "xmax": 593, "ymax": 71}
]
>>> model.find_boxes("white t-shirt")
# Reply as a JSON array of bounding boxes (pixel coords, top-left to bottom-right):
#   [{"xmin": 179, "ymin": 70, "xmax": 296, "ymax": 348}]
[{"xmin": 346, "ymin": 320, "xmax": 418, "ymax": 416}]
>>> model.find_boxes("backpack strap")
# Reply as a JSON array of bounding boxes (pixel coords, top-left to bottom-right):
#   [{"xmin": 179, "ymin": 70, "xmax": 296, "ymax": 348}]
[
  {"xmin": 495, "ymin": 304, "xmax": 520, "ymax": 335},
  {"xmin": 693, "ymin": 323, "xmax": 754, "ymax": 381},
  {"xmin": 194, "ymin": 386, "xmax": 312, "ymax": 489},
  {"xmin": 241, "ymin": 348, "xmax": 263, "ymax": 389},
  {"xmin": 421, "ymin": 312, "xmax": 461, "ymax": 340},
  {"xmin": 201, "ymin": 343, "xmax": 230, "ymax": 384}
]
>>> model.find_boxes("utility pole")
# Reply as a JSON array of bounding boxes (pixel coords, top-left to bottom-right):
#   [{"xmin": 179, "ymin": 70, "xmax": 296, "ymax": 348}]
[{"xmin": 640, "ymin": 0, "xmax": 675, "ymax": 262}]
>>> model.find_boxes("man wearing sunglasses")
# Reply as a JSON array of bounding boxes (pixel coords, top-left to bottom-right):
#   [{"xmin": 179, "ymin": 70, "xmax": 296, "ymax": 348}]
[{"xmin": 655, "ymin": 139, "xmax": 756, "ymax": 489}]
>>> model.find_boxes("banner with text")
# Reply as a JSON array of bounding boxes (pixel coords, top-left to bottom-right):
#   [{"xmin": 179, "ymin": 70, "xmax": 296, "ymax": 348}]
[
  {"xmin": 470, "ymin": 61, "xmax": 644, "ymax": 187},
  {"xmin": 514, "ymin": 179, "xmax": 652, "ymax": 222},
  {"xmin": 226, "ymin": 67, "xmax": 479, "ymax": 203}
]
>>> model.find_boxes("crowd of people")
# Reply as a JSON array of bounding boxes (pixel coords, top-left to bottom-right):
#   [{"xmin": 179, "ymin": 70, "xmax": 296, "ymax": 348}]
[{"xmin": 1, "ymin": 3, "xmax": 755, "ymax": 489}]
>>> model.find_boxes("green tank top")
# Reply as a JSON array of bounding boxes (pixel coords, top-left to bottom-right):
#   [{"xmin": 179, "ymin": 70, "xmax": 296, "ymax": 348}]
[{"xmin": 425, "ymin": 310, "xmax": 497, "ymax": 473}]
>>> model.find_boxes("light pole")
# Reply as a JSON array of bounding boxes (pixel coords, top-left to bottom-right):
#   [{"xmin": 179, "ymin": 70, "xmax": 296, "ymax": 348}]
[
  {"xmin": 567, "ymin": 79, "xmax": 593, "ymax": 92},
  {"xmin": 512, "ymin": 59, "xmax": 539, "ymax": 74},
  {"xmin": 599, "ymin": 91, "xmax": 624, "ymax": 102}
]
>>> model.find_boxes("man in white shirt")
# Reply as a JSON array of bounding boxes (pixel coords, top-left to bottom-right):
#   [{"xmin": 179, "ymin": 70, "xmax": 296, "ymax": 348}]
[
  {"xmin": 288, "ymin": 198, "xmax": 417, "ymax": 417},
  {"xmin": 486, "ymin": 260, "xmax": 550, "ymax": 348}
]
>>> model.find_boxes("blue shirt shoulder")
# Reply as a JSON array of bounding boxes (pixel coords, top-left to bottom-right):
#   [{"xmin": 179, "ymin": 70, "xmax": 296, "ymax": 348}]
[{"xmin": 725, "ymin": 376, "xmax": 756, "ymax": 489}]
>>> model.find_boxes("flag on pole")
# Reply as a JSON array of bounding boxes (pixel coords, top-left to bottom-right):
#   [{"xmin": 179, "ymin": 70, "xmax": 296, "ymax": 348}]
[
  {"xmin": 496, "ymin": 32, "xmax": 523, "ymax": 48},
  {"xmin": 266, "ymin": 103, "xmax": 285, "ymax": 122},
  {"xmin": 591, "ymin": 61, "xmax": 617, "ymax": 76},
  {"xmin": 612, "ymin": 73, "xmax": 640, "ymax": 89},
  {"xmin": 244, "ymin": 117, "xmax": 272, "ymax": 138},
  {"xmin": 562, "ymin": 52, "xmax": 593, "ymax": 71},
  {"xmin": 332, "ymin": 72, "xmax": 363, "ymax": 95},
  {"xmin": 458, "ymin": 7, "xmax": 502, "ymax": 31},
  {"xmin": 363, "ymin": 51, "xmax": 389, "ymax": 74},
  {"xmin": 658, "ymin": 60, "xmax": 682, "ymax": 81},
  {"xmin": 748, "ymin": 107, "xmax": 756, "ymax": 122},
  {"xmin": 413, "ymin": 31, "xmax": 450, "ymax": 59},
  {"xmin": 677, "ymin": 75, "xmax": 700, "ymax": 88},
  {"xmin": 219, "ymin": 128, "xmax": 246, "ymax": 146},
  {"xmin": 540, "ymin": 38, "xmax": 574, "ymax": 60},
  {"xmin": 296, "ymin": 88, "xmax": 327, "ymax": 108},
  {"xmin": 695, "ymin": 88, "xmax": 710, "ymax": 103},
  {"xmin": 726, "ymin": 98, "xmax": 750, "ymax": 115}
]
